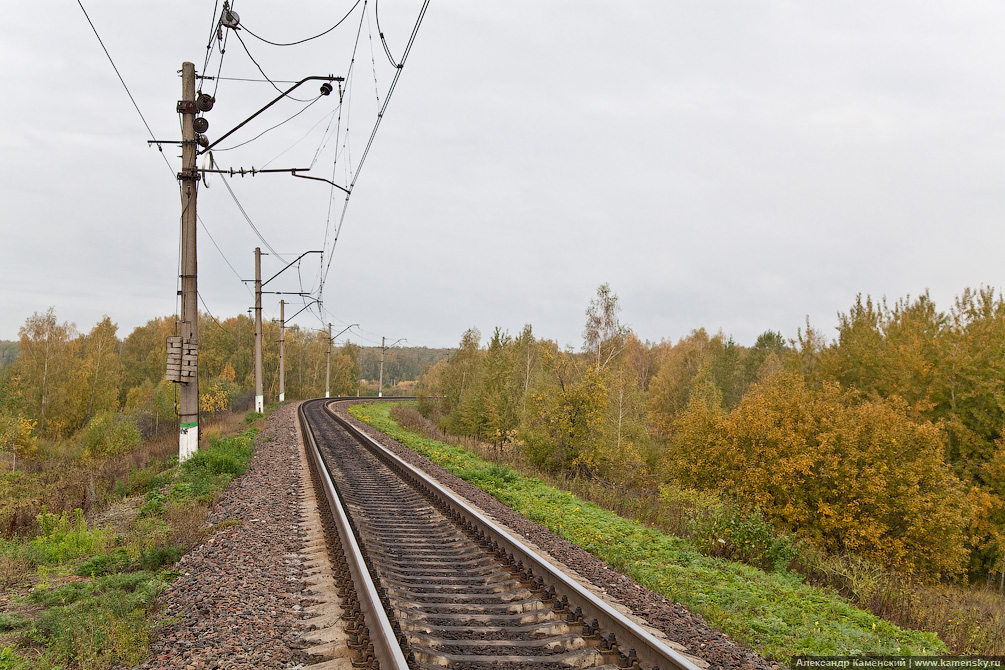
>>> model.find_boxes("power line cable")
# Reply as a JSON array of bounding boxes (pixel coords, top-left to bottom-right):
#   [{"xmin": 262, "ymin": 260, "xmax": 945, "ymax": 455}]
[
  {"xmin": 198, "ymin": 292, "xmax": 243, "ymax": 350},
  {"xmin": 241, "ymin": 0, "xmax": 363, "ymax": 47},
  {"xmin": 264, "ymin": 108, "xmax": 338, "ymax": 169},
  {"xmin": 321, "ymin": 0, "xmax": 429, "ymax": 288},
  {"xmin": 218, "ymin": 170, "xmax": 288, "ymax": 262},
  {"xmin": 202, "ymin": 0, "xmax": 222, "ymax": 74},
  {"xmin": 374, "ymin": 0, "xmax": 401, "ymax": 67},
  {"xmin": 232, "ymin": 30, "xmax": 312, "ymax": 102},
  {"xmin": 76, "ymin": 0, "xmax": 175, "ymax": 175},
  {"xmin": 366, "ymin": 5, "xmax": 382, "ymax": 103},
  {"xmin": 198, "ymin": 215, "xmax": 253, "ymax": 295},
  {"xmin": 213, "ymin": 94, "xmax": 324, "ymax": 152}
]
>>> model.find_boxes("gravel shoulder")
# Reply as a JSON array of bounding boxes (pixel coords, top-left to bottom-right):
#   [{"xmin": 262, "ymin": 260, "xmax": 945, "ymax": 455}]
[{"xmin": 136, "ymin": 404, "xmax": 311, "ymax": 670}]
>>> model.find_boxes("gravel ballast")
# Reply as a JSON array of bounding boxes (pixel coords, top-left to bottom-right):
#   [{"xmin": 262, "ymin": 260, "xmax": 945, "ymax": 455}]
[
  {"xmin": 136, "ymin": 401, "xmax": 776, "ymax": 670},
  {"xmin": 334, "ymin": 401, "xmax": 777, "ymax": 670},
  {"xmin": 136, "ymin": 404, "xmax": 311, "ymax": 670}
]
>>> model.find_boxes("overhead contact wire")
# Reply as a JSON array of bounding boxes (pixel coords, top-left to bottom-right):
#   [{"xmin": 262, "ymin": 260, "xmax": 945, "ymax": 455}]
[{"xmin": 322, "ymin": 0, "xmax": 429, "ymax": 287}]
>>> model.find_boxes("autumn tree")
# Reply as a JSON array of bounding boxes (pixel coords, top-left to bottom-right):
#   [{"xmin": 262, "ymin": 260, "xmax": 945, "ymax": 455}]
[
  {"xmin": 647, "ymin": 328, "xmax": 739, "ymax": 436},
  {"xmin": 936, "ymin": 287, "xmax": 1005, "ymax": 483},
  {"xmin": 119, "ymin": 316, "xmax": 175, "ymax": 400},
  {"xmin": 667, "ymin": 371, "xmax": 969, "ymax": 577},
  {"xmin": 583, "ymin": 283, "xmax": 629, "ymax": 370},
  {"xmin": 520, "ymin": 344, "xmax": 606, "ymax": 473},
  {"xmin": 80, "ymin": 317, "xmax": 124, "ymax": 421},
  {"xmin": 0, "ymin": 413, "xmax": 36, "ymax": 471},
  {"xmin": 13, "ymin": 308, "xmax": 83, "ymax": 439},
  {"xmin": 474, "ymin": 328, "xmax": 519, "ymax": 446},
  {"xmin": 816, "ymin": 293, "xmax": 943, "ymax": 415},
  {"xmin": 438, "ymin": 328, "xmax": 483, "ymax": 433}
]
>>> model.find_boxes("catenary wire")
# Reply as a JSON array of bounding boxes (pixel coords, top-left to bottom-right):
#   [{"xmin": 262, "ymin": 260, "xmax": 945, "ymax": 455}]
[
  {"xmin": 198, "ymin": 215, "xmax": 253, "ymax": 295},
  {"xmin": 366, "ymin": 5, "xmax": 382, "ymax": 102},
  {"xmin": 213, "ymin": 94, "xmax": 325, "ymax": 152},
  {"xmin": 264, "ymin": 108, "xmax": 338, "ymax": 169},
  {"xmin": 321, "ymin": 0, "xmax": 429, "ymax": 288},
  {"xmin": 202, "ymin": 0, "xmax": 222, "ymax": 74},
  {"xmin": 76, "ymin": 0, "xmax": 174, "ymax": 175},
  {"xmin": 318, "ymin": 6, "xmax": 367, "ymax": 285},
  {"xmin": 374, "ymin": 0, "xmax": 400, "ymax": 67},
  {"xmin": 218, "ymin": 173, "xmax": 289, "ymax": 263},
  {"xmin": 240, "ymin": 0, "xmax": 363, "ymax": 47},
  {"xmin": 232, "ymin": 30, "xmax": 312, "ymax": 102}
]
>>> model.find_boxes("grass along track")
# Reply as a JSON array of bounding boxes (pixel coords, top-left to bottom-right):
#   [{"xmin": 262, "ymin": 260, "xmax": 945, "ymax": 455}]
[{"xmin": 347, "ymin": 401, "xmax": 946, "ymax": 661}]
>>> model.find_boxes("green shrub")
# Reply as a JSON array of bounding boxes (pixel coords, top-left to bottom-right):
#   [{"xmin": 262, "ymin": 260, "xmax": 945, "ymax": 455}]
[
  {"xmin": 721, "ymin": 510, "xmax": 800, "ymax": 572},
  {"xmin": 138, "ymin": 491, "xmax": 165, "ymax": 517},
  {"xmin": 0, "ymin": 614, "xmax": 30, "ymax": 633},
  {"xmin": 31, "ymin": 508, "xmax": 106, "ymax": 564},
  {"xmin": 78, "ymin": 412, "xmax": 141, "ymax": 459},
  {"xmin": 138, "ymin": 546, "xmax": 181, "ymax": 571},
  {"xmin": 75, "ymin": 549, "xmax": 132, "ymax": 577},
  {"xmin": 114, "ymin": 462, "xmax": 171, "ymax": 497},
  {"xmin": 30, "ymin": 580, "xmax": 94, "ymax": 608},
  {"xmin": 658, "ymin": 484, "xmax": 799, "ymax": 573},
  {"xmin": 29, "ymin": 571, "xmax": 166, "ymax": 668},
  {"xmin": 0, "ymin": 645, "xmax": 38, "ymax": 670},
  {"xmin": 182, "ymin": 430, "xmax": 254, "ymax": 477}
]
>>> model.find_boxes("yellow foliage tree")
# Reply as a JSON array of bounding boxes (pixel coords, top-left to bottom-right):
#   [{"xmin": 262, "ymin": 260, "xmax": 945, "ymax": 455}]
[
  {"xmin": 200, "ymin": 381, "xmax": 231, "ymax": 416},
  {"xmin": 667, "ymin": 371, "xmax": 970, "ymax": 578},
  {"xmin": 0, "ymin": 413, "xmax": 37, "ymax": 471}
]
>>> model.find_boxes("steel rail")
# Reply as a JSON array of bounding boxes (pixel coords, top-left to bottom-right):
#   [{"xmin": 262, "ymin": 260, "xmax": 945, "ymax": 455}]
[
  {"xmin": 298, "ymin": 401, "xmax": 409, "ymax": 670},
  {"xmin": 321, "ymin": 399, "xmax": 704, "ymax": 670}
]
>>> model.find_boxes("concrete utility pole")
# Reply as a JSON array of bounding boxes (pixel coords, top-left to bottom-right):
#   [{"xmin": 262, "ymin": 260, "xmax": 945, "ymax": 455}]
[
  {"xmin": 178, "ymin": 61, "xmax": 200, "ymax": 461},
  {"xmin": 325, "ymin": 323, "xmax": 332, "ymax": 399},
  {"xmin": 324, "ymin": 323, "xmax": 359, "ymax": 398},
  {"xmin": 377, "ymin": 336, "xmax": 405, "ymax": 398},
  {"xmin": 278, "ymin": 299, "xmax": 285, "ymax": 402},
  {"xmin": 378, "ymin": 336, "xmax": 386, "ymax": 398},
  {"xmin": 254, "ymin": 247, "xmax": 264, "ymax": 413}
]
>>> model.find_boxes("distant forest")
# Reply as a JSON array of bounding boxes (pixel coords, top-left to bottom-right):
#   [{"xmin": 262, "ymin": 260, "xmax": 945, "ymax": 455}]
[
  {"xmin": 0, "ymin": 310, "xmax": 449, "ymax": 457},
  {"xmin": 0, "ymin": 340, "xmax": 17, "ymax": 367},
  {"xmin": 357, "ymin": 346, "xmax": 453, "ymax": 388}
]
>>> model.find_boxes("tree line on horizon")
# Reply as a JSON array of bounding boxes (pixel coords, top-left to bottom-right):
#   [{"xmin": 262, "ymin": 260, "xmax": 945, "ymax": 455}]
[
  {"xmin": 416, "ymin": 284, "xmax": 1005, "ymax": 583},
  {"xmin": 0, "ymin": 309, "xmax": 449, "ymax": 472}
]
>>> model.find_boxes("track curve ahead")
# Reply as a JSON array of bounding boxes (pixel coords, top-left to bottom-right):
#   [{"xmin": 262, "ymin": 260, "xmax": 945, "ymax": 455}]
[{"xmin": 300, "ymin": 398, "xmax": 704, "ymax": 670}]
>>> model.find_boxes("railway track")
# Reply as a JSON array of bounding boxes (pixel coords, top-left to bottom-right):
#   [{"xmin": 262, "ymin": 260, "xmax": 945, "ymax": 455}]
[{"xmin": 299, "ymin": 398, "xmax": 705, "ymax": 670}]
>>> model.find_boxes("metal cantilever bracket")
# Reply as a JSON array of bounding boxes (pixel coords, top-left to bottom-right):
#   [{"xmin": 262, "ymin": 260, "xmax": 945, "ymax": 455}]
[
  {"xmin": 292, "ymin": 170, "xmax": 351, "ymax": 195},
  {"xmin": 198, "ymin": 75, "xmax": 344, "ymax": 155}
]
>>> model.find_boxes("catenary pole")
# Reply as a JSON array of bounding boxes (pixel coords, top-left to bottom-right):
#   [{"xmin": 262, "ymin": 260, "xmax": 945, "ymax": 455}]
[
  {"xmin": 378, "ymin": 336, "xmax": 385, "ymax": 397},
  {"xmin": 278, "ymin": 299, "xmax": 285, "ymax": 402},
  {"xmin": 325, "ymin": 323, "xmax": 332, "ymax": 398},
  {"xmin": 254, "ymin": 247, "xmax": 264, "ymax": 413},
  {"xmin": 178, "ymin": 61, "xmax": 199, "ymax": 461}
]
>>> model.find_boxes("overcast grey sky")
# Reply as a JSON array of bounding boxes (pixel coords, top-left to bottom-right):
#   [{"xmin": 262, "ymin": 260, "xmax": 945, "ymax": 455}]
[{"xmin": 1, "ymin": 2, "xmax": 1002, "ymax": 350}]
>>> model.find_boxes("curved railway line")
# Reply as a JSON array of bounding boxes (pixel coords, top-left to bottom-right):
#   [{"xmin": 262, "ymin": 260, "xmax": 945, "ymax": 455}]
[{"xmin": 299, "ymin": 398, "xmax": 707, "ymax": 670}]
